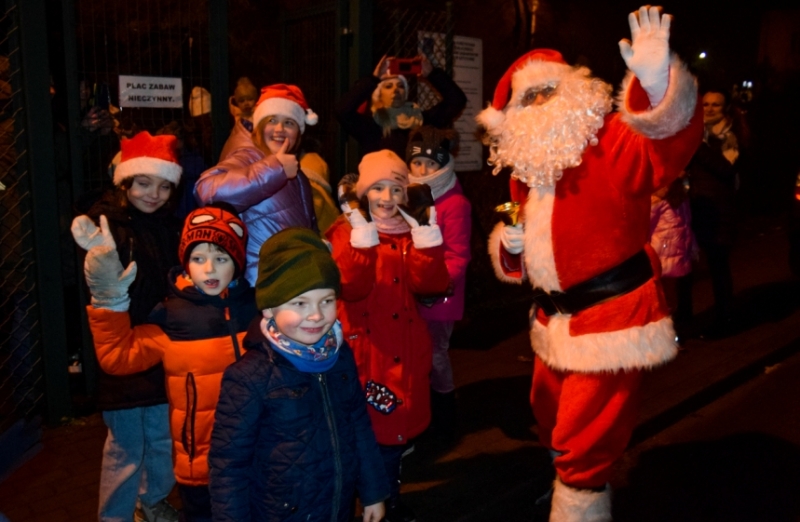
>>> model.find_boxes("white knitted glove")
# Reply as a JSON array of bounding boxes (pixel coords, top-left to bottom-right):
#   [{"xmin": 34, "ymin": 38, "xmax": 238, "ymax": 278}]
[
  {"xmin": 618, "ymin": 5, "xmax": 672, "ymax": 106},
  {"xmin": 500, "ymin": 224, "xmax": 524, "ymax": 255},
  {"xmin": 71, "ymin": 215, "xmax": 115, "ymax": 251},
  {"xmin": 85, "ymin": 246, "xmax": 137, "ymax": 311},
  {"xmin": 398, "ymin": 206, "xmax": 443, "ymax": 249},
  {"xmin": 74, "ymin": 214, "xmax": 136, "ymax": 310}
]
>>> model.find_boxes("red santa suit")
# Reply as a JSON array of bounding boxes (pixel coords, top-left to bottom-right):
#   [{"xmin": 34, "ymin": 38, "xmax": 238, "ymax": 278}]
[{"xmin": 480, "ymin": 47, "xmax": 702, "ymax": 518}]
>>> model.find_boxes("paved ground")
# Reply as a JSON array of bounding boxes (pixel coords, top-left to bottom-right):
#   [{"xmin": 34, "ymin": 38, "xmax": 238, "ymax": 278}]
[{"xmin": 1, "ymin": 214, "xmax": 799, "ymax": 521}]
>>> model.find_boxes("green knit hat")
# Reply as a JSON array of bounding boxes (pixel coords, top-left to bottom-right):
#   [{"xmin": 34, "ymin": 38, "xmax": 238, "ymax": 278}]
[{"xmin": 256, "ymin": 227, "xmax": 341, "ymax": 310}]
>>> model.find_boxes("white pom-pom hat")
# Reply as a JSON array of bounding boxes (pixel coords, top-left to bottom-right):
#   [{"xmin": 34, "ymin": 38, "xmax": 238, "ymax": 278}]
[
  {"xmin": 252, "ymin": 83, "xmax": 318, "ymax": 134},
  {"xmin": 476, "ymin": 49, "xmax": 571, "ymax": 133}
]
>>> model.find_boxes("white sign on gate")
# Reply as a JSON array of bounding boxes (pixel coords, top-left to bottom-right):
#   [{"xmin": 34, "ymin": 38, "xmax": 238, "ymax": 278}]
[{"xmin": 119, "ymin": 75, "xmax": 183, "ymax": 109}]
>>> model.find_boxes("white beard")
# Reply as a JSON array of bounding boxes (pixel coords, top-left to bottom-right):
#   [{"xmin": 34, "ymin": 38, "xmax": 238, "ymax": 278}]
[{"xmin": 487, "ymin": 68, "xmax": 613, "ymax": 187}]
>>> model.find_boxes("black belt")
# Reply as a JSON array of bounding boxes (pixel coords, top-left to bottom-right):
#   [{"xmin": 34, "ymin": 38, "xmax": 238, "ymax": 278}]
[{"xmin": 531, "ymin": 250, "xmax": 653, "ymax": 316}]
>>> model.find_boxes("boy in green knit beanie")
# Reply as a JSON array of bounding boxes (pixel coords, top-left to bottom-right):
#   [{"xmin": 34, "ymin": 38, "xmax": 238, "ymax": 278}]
[{"xmin": 208, "ymin": 227, "xmax": 389, "ymax": 522}]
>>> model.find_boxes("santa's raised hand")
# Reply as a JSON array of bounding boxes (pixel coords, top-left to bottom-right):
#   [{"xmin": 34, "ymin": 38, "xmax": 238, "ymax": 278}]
[{"xmin": 618, "ymin": 5, "xmax": 671, "ymax": 106}]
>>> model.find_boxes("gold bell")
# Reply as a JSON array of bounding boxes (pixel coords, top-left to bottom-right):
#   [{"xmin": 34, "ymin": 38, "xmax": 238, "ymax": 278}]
[{"xmin": 495, "ymin": 201, "xmax": 521, "ymax": 226}]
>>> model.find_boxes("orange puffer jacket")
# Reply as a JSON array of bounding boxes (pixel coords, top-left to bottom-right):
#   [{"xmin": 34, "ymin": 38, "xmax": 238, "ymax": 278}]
[{"xmin": 88, "ymin": 267, "xmax": 257, "ymax": 486}]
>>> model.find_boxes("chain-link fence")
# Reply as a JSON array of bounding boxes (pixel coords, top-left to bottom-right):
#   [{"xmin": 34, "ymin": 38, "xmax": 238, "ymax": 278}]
[
  {"xmin": 73, "ymin": 0, "xmax": 213, "ymax": 199},
  {"xmin": 282, "ymin": 3, "xmax": 338, "ymax": 177},
  {"xmin": 373, "ymin": 3, "xmax": 452, "ymax": 112},
  {"xmin": 0, "ymin": 2, "xmax": 45, "ymax": 434}
]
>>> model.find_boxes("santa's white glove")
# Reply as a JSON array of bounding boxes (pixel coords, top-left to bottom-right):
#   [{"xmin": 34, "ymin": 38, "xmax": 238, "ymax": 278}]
[
  {"xmin": 84, "ymin": 246, "xmax": 137, "ymax": 311},
  {"xmin": 398, "ymin": 206, "xmax": 443, "ymax": 249},
  {"xmin": 618, "ymin": 5, "xmax": 671, "ymax": 107},
  {"xmin": 71, "ymin": 215, "xmax": 115, "ymax": 252},
  {"xmin": 500, "ymin": 224, "xmax": 524, "ymax": 255}
]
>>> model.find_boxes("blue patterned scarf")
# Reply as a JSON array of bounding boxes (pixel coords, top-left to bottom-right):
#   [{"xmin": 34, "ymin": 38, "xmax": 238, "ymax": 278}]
[{"xmin": 261, "ymin": 317, "xmax": 342, "ymax": 372}]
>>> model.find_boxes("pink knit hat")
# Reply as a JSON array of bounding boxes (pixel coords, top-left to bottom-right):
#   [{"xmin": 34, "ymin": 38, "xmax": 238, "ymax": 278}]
[{"xmin": 355, "ymin": 150, "xmax": 409, "ymax": 198}]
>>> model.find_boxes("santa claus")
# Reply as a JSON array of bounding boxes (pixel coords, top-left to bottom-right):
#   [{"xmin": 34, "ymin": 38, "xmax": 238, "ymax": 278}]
[{"xmin": 478, "ymin": 6, "xmax": 702, "ymax": 521}]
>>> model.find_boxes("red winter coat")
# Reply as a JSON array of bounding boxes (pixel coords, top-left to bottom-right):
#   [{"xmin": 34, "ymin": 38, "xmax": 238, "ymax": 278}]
[{"xmin": 326, "ymin": 217, "xmax": 450, "ymax": 445}]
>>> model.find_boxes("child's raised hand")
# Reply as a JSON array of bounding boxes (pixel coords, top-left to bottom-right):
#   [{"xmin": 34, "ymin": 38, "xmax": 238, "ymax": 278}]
[
  {"xmin": 275, "ymin": 139, "xmax": 298, "ymax": 179},
  {"xmin": 71, "ymin": 214, "xmax": 116, "ymax": 251},
  {"xmin": 362, "ymin": 501, "xmax": 385, "ymax": 522},
  {"xmin": 84, "ymin": 245, "xmax": 137, "ymax": 312}
]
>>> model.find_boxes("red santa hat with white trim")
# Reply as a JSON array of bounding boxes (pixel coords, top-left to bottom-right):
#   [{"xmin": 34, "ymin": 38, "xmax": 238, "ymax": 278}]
[
  {"xmin": 113, "ymin": 131, "xmax": 182, "ymax": 187},
  {"xmin": 476, "ymin": 49, "xmax": 571, "ymax": 133},
  {"xmin": 252, "ymin": 84, "xmax": 318, "ymax": 134}
]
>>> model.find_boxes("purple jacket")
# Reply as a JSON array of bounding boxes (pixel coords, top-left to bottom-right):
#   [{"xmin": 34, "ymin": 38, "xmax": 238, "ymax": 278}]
[
  {"xmin": 649, "ymin": 197, "xmax": 695, "ymax": 278},
  {"xmin": 194, "ymin": 130, "xmax": 317, "ymax": 285},
  {"xmin": 418, "ymin": 182, "xmax": 472, "ymax": 322}
]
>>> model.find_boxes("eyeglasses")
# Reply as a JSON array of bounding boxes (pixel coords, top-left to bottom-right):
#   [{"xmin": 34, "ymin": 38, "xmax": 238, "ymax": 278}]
[{"xmin": 521, "ymin": 84, "xmax": 558, "ymax": 107}]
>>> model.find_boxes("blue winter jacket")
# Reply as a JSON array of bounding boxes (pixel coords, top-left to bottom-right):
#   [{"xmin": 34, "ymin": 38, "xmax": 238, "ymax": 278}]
[
  {"xmin": 193, "ymin": 130, "xmax": 317, "ymax": 285},
  {"xmin": 208, "ymin": 319, "xmax": 390, "ymax": 522}
]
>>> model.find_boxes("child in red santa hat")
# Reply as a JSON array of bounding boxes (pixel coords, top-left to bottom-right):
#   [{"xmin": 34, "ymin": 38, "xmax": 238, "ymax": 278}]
[
  {"xmin": 195, "ymin": 83, "xmax": 320, "ymax": 286},
  {"xmin": 72, "ymin": 130, "xmax": 183, "ymax": 522}
]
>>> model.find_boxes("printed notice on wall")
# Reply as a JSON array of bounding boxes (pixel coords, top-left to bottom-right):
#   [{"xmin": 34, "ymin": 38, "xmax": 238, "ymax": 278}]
[
  {"xmin": 417, "ymin": 33, "xmax": 484, "ymax": 172},
  {"xmin": 119, "ymin": 75, "xmax": 183, "ymax": 109}
]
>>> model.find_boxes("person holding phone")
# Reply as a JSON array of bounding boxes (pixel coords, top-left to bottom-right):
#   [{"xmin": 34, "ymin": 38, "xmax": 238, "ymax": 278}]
[{"xmin": 335, "ymin": 53, "xmax": 467, "ymax": 158}]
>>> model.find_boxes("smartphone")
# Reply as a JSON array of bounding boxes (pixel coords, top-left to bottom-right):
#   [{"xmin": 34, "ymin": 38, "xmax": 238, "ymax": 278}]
[{"xmin": 388, "ymin": 57, "xmax": 422, "ymax": 76}]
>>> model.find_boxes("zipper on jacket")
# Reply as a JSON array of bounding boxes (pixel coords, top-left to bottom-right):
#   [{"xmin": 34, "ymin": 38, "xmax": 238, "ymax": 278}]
[
  {"xmin": 182, "ymin": 372, "xmax": 197, "ymax": 465},
  {"xmin": 318, "ymin": 373, "xmax": 343, "ymax": 521},
  {"xmin": 225, "ymin": 307, "xmax": 242, "ymax": 361}
]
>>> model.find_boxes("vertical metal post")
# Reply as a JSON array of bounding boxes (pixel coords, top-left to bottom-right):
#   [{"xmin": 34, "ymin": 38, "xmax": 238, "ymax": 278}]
[
  {"xmin": 61, "ymin": 0, "xmax": 98, "ymax": 395},
  {"xmin": 18, "ymin": 0, "xmax": 72, "ymax": 422},
  {"xmin": 208, "ymin": 0, "xmax": 229, "ymax": 163},
  {"xmin": 342, "ymin": 0, "xmax": 372, "ymax": 173},
  {"xmin": 445, "ymin": 1, "xmax": 454, "ymax": 77},
  {"xmin": 335, "ymin": 0, "xmax": 350, "ymax": 183}
]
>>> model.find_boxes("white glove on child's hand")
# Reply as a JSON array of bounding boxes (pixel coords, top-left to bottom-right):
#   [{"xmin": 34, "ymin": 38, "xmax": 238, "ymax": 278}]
[
  {"xmin": 500, "ymin": 224, "xmax": 524, "ymax": 255},
  {"xmin": 85, "ymin": 246, "xmax": 137, "ymax": 311},
  {"xmin": 618, "ymin": 5, "xmax": 672, "ymax": 106},
  {"xmin": 337, "ymin": 173, "xmax": 378, "ymax": 248},
  {"xmin": 398, "ymin": 206, "xmax": 443, "ymax": 248},
  {"xmin": 71, "ymin": 215, "xmax": 115, "ymax": 251}
]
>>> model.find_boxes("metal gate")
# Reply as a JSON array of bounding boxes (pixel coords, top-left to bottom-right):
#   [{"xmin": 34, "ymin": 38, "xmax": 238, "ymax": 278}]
[{"xmin": 0, "ymin": 0, "xmax": 73, "ymax": 432}]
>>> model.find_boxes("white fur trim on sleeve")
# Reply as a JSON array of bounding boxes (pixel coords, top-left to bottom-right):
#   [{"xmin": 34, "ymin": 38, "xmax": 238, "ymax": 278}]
[
  {"xmin": 550, "ymin": 479, "xmax": 611, "ymax": 522},
  {"xmin": 114, "ymin": 157, "xmax": 182, "ymax": 186},
  {"xmin": 617, "ymin": 54, "xmax": 697, "ymax": 140},
  {"xmin": 411, "ymin": 224, "xmax": 443, "ymax": 249},
  {"xmin": 488, "ymin": 222, "xmax": 523, "ymax": 284},
  {"xmin": 531, "ymin": 314, "xmax": 677, "ymax": 372},
  {"xmin": 350, "ymin": 222, "xmax": 379, "ymax": 249}
]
